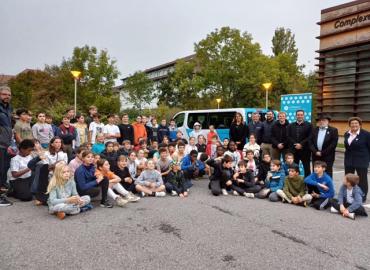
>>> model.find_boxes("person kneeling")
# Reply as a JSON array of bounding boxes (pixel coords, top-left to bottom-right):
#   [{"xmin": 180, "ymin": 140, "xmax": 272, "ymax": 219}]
[
  {"xmin": 135, "ymin": 160, "xmax": 166, "ymax": 197},
  {"xmin": 47, "ymin": 162, "xmax": 91, "ymax": 220},
  {"xmin": 276, "ymin": 165, "xmax": 312, "ymax": 206},
  {"xmin": 166, "ymin": 161, "xmax": 188, "ymax": 197},
  {"xmin": 330, "ymin": 173, "xmax": 368, "ymax": 220}
]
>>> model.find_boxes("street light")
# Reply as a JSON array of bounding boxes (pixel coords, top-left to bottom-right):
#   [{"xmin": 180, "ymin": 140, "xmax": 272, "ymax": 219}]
[
  {"xmin": 262, "ymin": 82, "xmax": 272, "ymax": 110},
  {"xmin": 71, "ymin": 70, "xmax": 81, "ymax": 115},
  {"xmin": 216, "ymin": 98, "xmax": 221, "ymax": 109}
]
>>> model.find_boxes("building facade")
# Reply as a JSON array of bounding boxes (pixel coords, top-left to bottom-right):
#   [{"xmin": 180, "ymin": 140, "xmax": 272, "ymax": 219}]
[
  {"xmin": 317, "ymin": 0, "xmax": 370, "ymax": 134},
  {"xmin": 117, "ymin": 54, "xmax": 195, "ymax": 110}
]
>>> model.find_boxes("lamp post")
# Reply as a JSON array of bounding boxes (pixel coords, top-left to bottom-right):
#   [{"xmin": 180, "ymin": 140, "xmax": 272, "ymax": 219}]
[
  {"xmin": 262, "ymin": 82, "xmax": 272, "ymax": 110},
  {"xmin": 216, "ymin": 98, "xmax": 221, "ymax": 109},
  {"xmin": 71, "ymin": 70, "xmax": 81, "ymax": 115}
]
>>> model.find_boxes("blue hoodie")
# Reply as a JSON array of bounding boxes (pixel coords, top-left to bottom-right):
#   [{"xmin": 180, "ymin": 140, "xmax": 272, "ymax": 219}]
[
  {"xmin": 304, "ymin": 172, "xmax": 335, "ymax": 199},
  {"xmin": 181, "ymin": 154, "xmax": 205, "ymax": 173},
  {"xmin": 265, "ymin": 169, "xmax": 285, "ymax": 192},
  {"xmin": 157, "ymin": 124, "xmax": 170, "ymax": 143},
  {"xmin": 74, "ymin": 164, "xmax": 98, "ymax": 191}
]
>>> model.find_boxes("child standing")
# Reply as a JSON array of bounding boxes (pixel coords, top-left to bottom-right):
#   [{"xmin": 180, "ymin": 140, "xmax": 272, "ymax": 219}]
[
  {"xmin": 166, "ymin": 161, "xmax": 188, "ymax": 197},
  {"xmin": 330, "ymin": 174, "xmax": 368, "ymax": 219},
  {"xmin": 103, "ymin": 114, "xmax": 120, "ymax": 143},
  {"xmin": 47, "ymin": 162, "xmax": 91, "ymax": 220},
  {"xmin": 32, "ymin": 112, "xmax": 54, "ymax": 149},
  {"xmin": 157, "ymin": 119, "xmax": 170, "ymax": 144},
  {"xmin": 14, "ymin": 109, "xmax": 33, "ymax": 144},
  {"xmin": 135, "ymin": 160, "xmax": 166, "ymax": 197},
  {"xmin": 206, "ymin": 135, "xmax": 219, "ymax": 159},
  {"xmin": 156, "ymin": 148, "xmax": 172, "ymax": 183},
  {"xmin": 74, "ymin": 113, "xmax": 88, "ymax": 147},
  {"xmin": 168, "ymin": 119, "xmax": 178, "ymax": 142},
  {"xmin": 57, "ymin": 115, "xmax": 77, "ymax": 161},
  {"xmin": 189, "ymin": 122, "xmax": 204, "ymax": 144},
  {"xmin": 89, "ymin": 113, "xmax": 104, "ymax": 144},
  {"xmin": 207, "ymin": 125, "xmax": 219, "ymax": 145},
  {"xmin": 256, "ymin": 160, "xmax": 285, "ymax": 202},
  {"xmin": 185, "ymin": 137, "xmax": 198, "ymax": 155},
  {"xmin": 276, "ymin": 165, "xmax": 312, "ymax": 206},
  {"xmin": 304, "ymin": 161, "xmax": 334, "ymax": 210},
  {"xmin": 150, "ymin": 118, "xmax": 159, "ymax": 142}
]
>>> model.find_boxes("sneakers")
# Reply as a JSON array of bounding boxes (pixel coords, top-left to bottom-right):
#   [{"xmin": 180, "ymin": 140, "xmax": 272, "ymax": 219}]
[
  {"xmin": 233, "ymin": 191, "xmax": 239, "ymax": 196},
  {"xmin": 171, "ymin": 190, "xmax": 178, "ymax": 196},
  {"xmin": 330, "ymin": 207, "xmax": 339, "ymax": 213},
  {"xmin": 34, "ymin": 199, "xmax": 43, "ymax": 206},
  {"xmin": 80, "ymin": 203, "xmax": 93, "ymax": 212},
  {"xmin": 115, "ymin": 196, "xmax": 128, "ymax": 207},
  {"xmin": 56, "ymin": 211, "xmax": 66, "ymax": 220},
  {"xmin": 347, "ymin": 213, "xmax": 355, "ymax": 220},
  {"xmin": 100, "ymin": 200, "xmax": 114, "ymax": 208},
  {"xmin": 126, "ymin": 193, "xmax": 140, "ymax": 202},
  {"xmin": 155, "ymin": 191, "xmax": 166, "ymax": 197},
  {"xmin": 221, "ymin": 189, "xmax": 228, "ymax": 196},
  {"xmin": 244, "ymin": 193, "xmax": 255, "ymax": 198},
  {"xmin": 0, "ymin": 195, "xmax": 12, "ymax": 206}
]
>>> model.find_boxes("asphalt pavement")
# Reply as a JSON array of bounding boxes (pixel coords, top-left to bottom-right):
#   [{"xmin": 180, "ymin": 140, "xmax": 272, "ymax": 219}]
[{"xmin": 1, "ymin": 152, "xmax": 369, "ymax": 270}]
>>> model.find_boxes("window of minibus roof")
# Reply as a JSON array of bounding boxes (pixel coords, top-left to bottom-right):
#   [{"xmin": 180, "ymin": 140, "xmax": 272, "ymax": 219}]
[
  {"xmin": 188, "ymin": 112, "xmax": 208, "ymax": 129},
  {"xmin": 208, "ymin": 112, "xmax": 235, "ymax": 129}
]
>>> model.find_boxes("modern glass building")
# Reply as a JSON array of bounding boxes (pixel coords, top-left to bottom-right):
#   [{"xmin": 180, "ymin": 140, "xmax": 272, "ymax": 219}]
[{"xmin": 317, "ymin": 0, "xmax": 370, "ymax": 134}]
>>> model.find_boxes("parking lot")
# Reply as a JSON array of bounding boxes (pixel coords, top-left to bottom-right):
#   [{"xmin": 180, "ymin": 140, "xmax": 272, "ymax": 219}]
[{"xmin": 0, "ymin": 152, "xmax": 369, "ymax": 270}]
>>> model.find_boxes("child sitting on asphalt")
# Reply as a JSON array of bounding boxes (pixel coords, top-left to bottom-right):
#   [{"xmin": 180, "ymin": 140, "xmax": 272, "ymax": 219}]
[
  {"xmin": 276, "ymin": 165, "xmax": 312, "ymax": 206},
  {"xmin": 330, "ymin": 173, "xmax": 368, "ymax": 220},
  {"xmin": 244, "ymin": 150, "xmax": 259, "ymax": 177},
  {"xmin": 100, "ymin": 141, "xmax": 118, "ymax": 167},
  {"xmin": 166, "ymin": 161, "xmax": 188, "ymax": 197},
  {"xmin": 135, "ymin": 159, "xmax": 166, "ymax": 197},
  {"xmin": 224, "ymin": 140, "xmax": 242, "ymax": 170},
  {"xmin": 256, "ymin": 152, "xmax": 271, "ymax": 185},
  {"xmin": 232, "ymin": 160, "xmax": 261, "ymax": 198},
  {"xmin": 256, "ymin": 159, "xmax": 285, "ymax": 202},
  {"xmin": 112, "ymin": 155, "xmax": 140, "ymax": 200},
  {"xmin": 47, "ymin": 161, "xmax": 92, "ymax": 220},
  {"xmin": 206, "ymin": 155, "xmax": 234, "ymax": 196},
  {"xmin": 304, "ymin": 161, "xmax": 334, "ymax": 210}
]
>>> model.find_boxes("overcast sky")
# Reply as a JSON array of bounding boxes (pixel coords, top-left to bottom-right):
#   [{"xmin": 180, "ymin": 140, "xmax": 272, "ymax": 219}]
[{"xmin": 1, "ymin": 0, "xmax": 345, "ymax": 83}]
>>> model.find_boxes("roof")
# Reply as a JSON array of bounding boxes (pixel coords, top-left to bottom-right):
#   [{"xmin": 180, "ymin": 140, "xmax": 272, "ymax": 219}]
[
  {"xmin": 0, "ymin": 74, "xmax": 15, "ymax": 85},
  {"xmin": 321, "ymin": 0, "xmax": 370, "ymax": 14},
  {"xmin": 121, "ymin": 54, "xmax": 196, "ymax": 81}
]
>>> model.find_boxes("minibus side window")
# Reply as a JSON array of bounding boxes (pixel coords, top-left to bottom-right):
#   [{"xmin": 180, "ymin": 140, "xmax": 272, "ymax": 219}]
[
  {"xmin": 208, "ymin": 112, "xmax": 235, "ymax": 129},
  {"xmin": 173, "ymin": 113, "xmax": 185, "ymax": 127},
  {"xmin": 188, "ymin": 113, "xmax": 208, "ymax": 129}
]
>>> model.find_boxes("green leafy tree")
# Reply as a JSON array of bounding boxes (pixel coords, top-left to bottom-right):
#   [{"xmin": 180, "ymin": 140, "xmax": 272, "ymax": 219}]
[
  {"xmin": 124, "ymin": 71, "xmax": 154, "ymax": 111},
  {"xmin": 272, "ymin": 27, "xmax": 299, "ymax": 63}
]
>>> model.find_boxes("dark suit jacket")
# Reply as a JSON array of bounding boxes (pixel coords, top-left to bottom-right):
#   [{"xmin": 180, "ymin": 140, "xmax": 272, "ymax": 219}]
[
  {"xmin": 310, "ymin": 126, "xmax": 338, "ymax": 163},
  {"xmin": 344, "ymin": 129, "xmax": 370, "ymax": 168}
]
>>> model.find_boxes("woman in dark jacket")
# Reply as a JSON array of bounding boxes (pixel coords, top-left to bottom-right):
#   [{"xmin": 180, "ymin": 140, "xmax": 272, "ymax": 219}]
[
  {"xmin": 229, "ymin": 112, "xmax": 248, "ymax": 151},
  {"xmin": 344, "ymin": 117, "xmax": 370, "ymax": 202}
]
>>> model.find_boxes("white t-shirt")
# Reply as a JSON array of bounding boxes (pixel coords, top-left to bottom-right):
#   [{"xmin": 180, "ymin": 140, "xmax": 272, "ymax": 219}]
[
  {"xmin": 89, "ymin": 122, "xmax": 105, "ymax": 144},
  {"xmin": 103, "ymin": 124, "xmax": 120, "ymax": 143},
  {"xmin": 9, "ymin": 155, "xmax": 33, "ymax": 180},
  {"xmin": 44, "ymin": 151, "xmax": 68, "ymax": 165}
]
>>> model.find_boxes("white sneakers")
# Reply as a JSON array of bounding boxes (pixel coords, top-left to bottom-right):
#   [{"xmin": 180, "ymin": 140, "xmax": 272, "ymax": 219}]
[
  {"xmin": 233, "ymin": 191, "xmax": 239, "ymax": 196},
  {"xmin": 126, "ymin": 192, "xmax": 140, "ymax": 202},
  {"xmin": 243, "ymin": 193, "xmax": 255, "ymax": 198},
  {"xmin": 171, "ymin": 190, "xmax": 178, "ymax": 196},
  {"xmin": 330, "ymin": 207, "xmax": 355, "ymax": 220},
  {"xmin": 155, "ymin": 191, "xmax": 166, "ymax": 197},
  {"xmin": 221, "ymin": 189, "xmax": 228, "ymax": 196},
  {"xmin": 115, "ymin": 196, "xmax": 128, "ymax": 207}
]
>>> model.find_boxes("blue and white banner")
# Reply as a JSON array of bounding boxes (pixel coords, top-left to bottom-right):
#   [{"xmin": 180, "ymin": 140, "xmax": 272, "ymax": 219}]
[{"xmin": 280, "ymin": 93, "xmax": 312, "ymax": 123}]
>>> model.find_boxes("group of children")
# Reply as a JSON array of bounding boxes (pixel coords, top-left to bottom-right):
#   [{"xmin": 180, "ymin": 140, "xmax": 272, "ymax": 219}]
[{"xmin": 5, "ymin": 110, "xmax": 368, "ymax": 221}]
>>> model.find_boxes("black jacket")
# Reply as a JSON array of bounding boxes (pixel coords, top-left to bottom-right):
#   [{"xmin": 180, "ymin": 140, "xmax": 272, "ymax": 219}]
[
  {"xmin": 0, "ymin": 100, "xmax": 12, "ymax": 148},
  {"xmin": 310, "ymin": 126, "xmax": 338, "ymax": 163},
  {"xmin": 344, "ymin": 129, "xmax": 370, "ymax": 169},
  {"xmin": 261, "ymin": 120, "xmax": 275, "ymax": 144},
  {"xmin": 271, "ymin": 120, "xmax": 289, "ymax": 149},
  {"xmin": 118, "ymin": 123, "xmax": 134, "ymax": 145},
  {"xmin": 229, "ymin": 122, "xmax": 248, "ymax": 147},
  {"xmin": 157, "ymin": 124, "xmax": 170, "ymax": 143},
  {"xmin": 248, "ymin": 121, "xmax": 263, "ymax": 144},
  {"xmin": 257, "ymin": 160, "xmax": 269, "ymax": 182},
  {"xmin": 206, "ymin": 159, "xmax": 234, "ymax": 182},
  {"xmin": 287, "ymin": 121, "xmax": 312, "ymax": 152},
  {"xmin": 145, "ymin": 125, "xmax": 153, "ymax": 143}
]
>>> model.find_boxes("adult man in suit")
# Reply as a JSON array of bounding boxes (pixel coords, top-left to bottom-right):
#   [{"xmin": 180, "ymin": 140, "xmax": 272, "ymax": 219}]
[
  {"xmin": 287, "ymin": 110, "xmax": 312, "ymax": 177},
  {"xmin": 309, "ymin": 113, "xmax": 338, "ymax": 178},
  {"xmin": 344, "ymin": 117, "xmax": 370, "ymax": 202}
]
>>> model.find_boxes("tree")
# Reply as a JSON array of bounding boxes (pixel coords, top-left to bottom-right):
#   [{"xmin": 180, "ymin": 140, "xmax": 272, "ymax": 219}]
[
  {"xmin": 124, "ymin": 71, "xmax": 154, "ymax": 111},
  {"xmin": 272, "ymin": 27, "xmax": 299, "ymax": 63}
]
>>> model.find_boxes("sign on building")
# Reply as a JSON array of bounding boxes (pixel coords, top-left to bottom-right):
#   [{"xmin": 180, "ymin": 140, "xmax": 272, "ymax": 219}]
[{"xmin": 281, "ymin": 93, "xmax": 312, "ymax": 123}]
